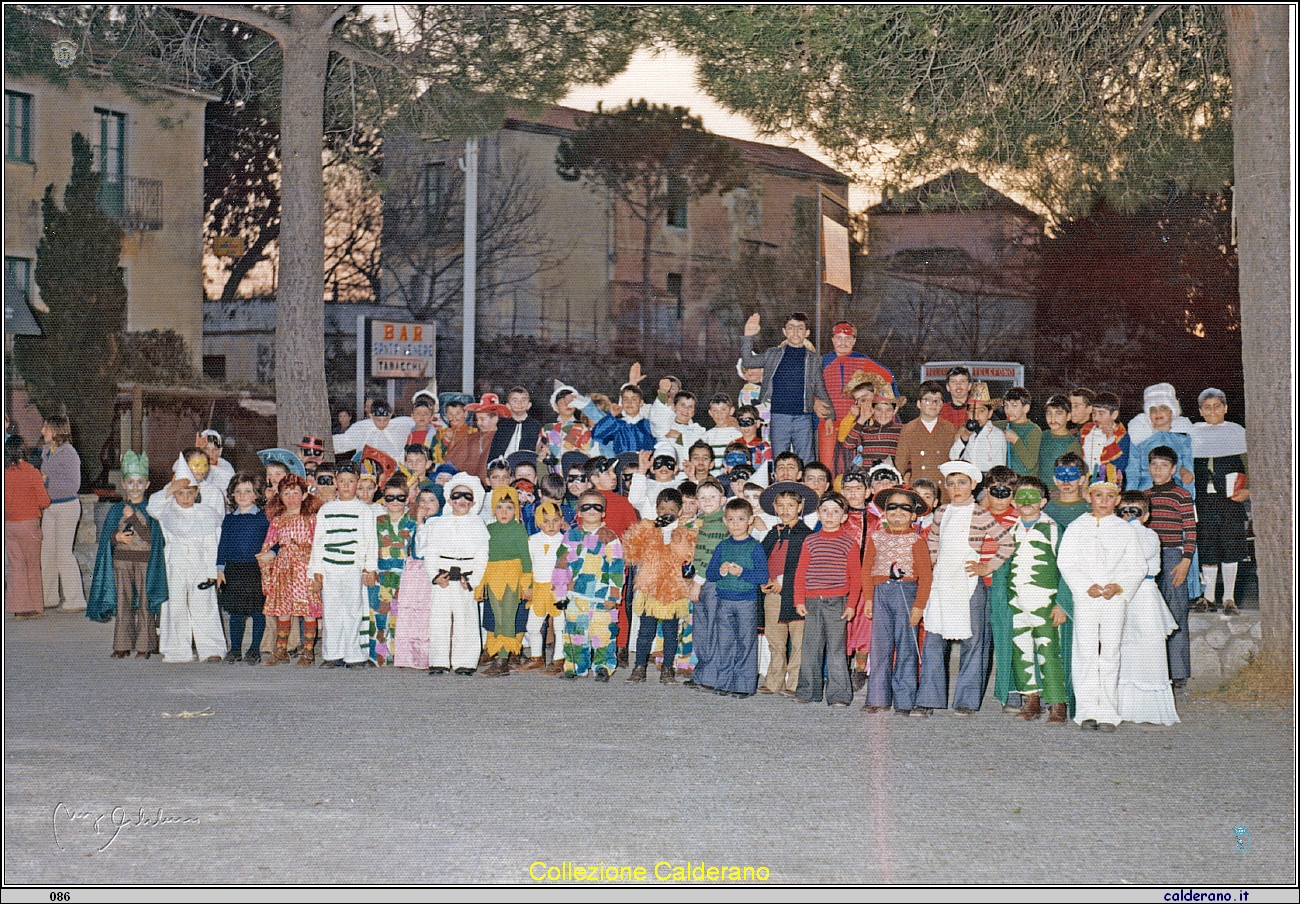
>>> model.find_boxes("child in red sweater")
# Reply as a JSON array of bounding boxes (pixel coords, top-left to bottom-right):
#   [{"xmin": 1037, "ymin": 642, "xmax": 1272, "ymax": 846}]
[{"xmin": 793, "ymin": 492, "xmax": 862, "ymax": 706}]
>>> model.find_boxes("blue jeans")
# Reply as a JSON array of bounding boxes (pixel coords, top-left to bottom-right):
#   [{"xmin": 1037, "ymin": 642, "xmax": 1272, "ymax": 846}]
[
  {"xmin": 770, "ymin": 412, "xmax": 815, "ymax": 464},
  {"xmin": 917, "ymin": 582, "xmax": 991, "ymax": 710},
  {"xmin": 796, "ymin": 596, "xmax": 852, "ymax": 705},
  {"xmin": 712, "ymin": 594, "xmax": 760, "ymax": 695},
  {"xmin": 691, "ymin": 582, "xmax": 719, "ymax": 687},
  {"xmin": 1159, "ymin": 547, "xmax": 1191, "ymax": 680},
  {"xmin": 866, "ymin": 581, "xmax": 920, "ymax": 711}
]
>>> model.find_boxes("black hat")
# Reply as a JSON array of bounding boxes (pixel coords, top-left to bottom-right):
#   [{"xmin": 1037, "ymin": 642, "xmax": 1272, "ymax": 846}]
[
  {"xmin": 506, "ymin": 450, "xmax": 539, "ymax": 473},
  {"xmin": 872, "ymin": 485, "xmax": 931, "ymax": 516},
  {"xmin": 371, "ymin": 400, "xmax": 393, "ymax": 417},
  {"xmin": 615, "ymin": 451, "xmax": 641, "ymax": 473},
  {"xmin": 560, "ymin": 451, "xmax": 590, "ymax": 474},
  {"xmin": 759, "ymin": 481, "xmax": 820, "ymax": 517}
]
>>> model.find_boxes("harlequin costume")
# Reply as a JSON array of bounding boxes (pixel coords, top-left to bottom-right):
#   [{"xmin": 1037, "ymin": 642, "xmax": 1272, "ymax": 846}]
[
  {"xmin": 366, "ymin": 511, "xmax": 416, "ymax": 665},
  {"xmin": 550, "ymin": 523, "xmax": 626, "ymax": 677}
]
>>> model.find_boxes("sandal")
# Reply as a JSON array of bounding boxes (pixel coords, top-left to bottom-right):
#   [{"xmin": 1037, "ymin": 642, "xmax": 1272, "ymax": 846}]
[
  {"xmin": 1221, "ymin": 599, "xmax": 1239, "ymax": 617},
  {"xmin": 1192, "ymin": 597, "xmax": 1212, "ymax": 613}
]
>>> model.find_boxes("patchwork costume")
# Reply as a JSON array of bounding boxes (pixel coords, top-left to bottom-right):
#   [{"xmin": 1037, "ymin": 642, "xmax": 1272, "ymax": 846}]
[
  {"xmin": 367, "ymin": 512, "xmax": 416, "ymax": 665},
  {"xmin": 550, "ymin": 525, "xmax": 626, "ymax": 676}
]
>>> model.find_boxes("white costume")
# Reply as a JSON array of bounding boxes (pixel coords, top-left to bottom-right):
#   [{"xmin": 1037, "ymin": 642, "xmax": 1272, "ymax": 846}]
[
  {"xmin": 418, "ymin": 474, "xmax": 490, "ymax": 670},
  {"xmin": 950, "ymin": 423, "xmax": 1008, "ymax": 474},
  {"xmin": 147, "ymin": 487, "xmax": 226, "ymax": 662},
  {"xmin": 648, "ymin": 398, "xmax": 678, "ymax": 440},
  {"xmin": 172, "ymin": 453, "xmax": 233, "ymax": 520},
  {"xmin": 1057, "ymin": 513, "xmax": 1148, "ymax": 726},
  {"xmin": 1117, "ymin": 520, "xmax": 1181, "ymax": 725},
  {"xmin": 308, "ymin": 497, "xmax": 378, "ymax": 664},
  {"xmin": 525, "ymin": 528, "xmax": 566, "ymax": 663},
  {"xmin": 333, "ymin": 416, "xmax": 417, "ymax": 461}
]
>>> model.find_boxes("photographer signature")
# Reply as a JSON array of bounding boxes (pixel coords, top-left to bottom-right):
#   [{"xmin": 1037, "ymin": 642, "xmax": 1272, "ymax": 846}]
[{"xmin": 52, "ymin": 802, "xmax": 200, "ymax": 852}]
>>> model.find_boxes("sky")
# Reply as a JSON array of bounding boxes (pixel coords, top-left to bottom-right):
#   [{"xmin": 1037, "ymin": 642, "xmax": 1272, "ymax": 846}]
[{"xmin": 559, "ymin": 46, "xmax": 879, "ymax": 212}]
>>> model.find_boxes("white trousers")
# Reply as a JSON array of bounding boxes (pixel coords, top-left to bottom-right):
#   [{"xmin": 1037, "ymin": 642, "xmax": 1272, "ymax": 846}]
[
  {"xmin": 524, "ymin": 610, "xmax": 563, "ymax": 662},
  {"xmin": 320, "ymin": 571, "xmax": 368, "ymax": 663},
  {"xmin": 41, "ymin": 499, "xmax": 85, "ymax": 609},
  {"xmin": 159, "ymin": 573, "xmax": 225, "ymax": 662},
  {"xmin": 429, "ymin": 585, "xmax": 482, "ymax": 670},
  {"xmin": 1072, "ymin": 596, "xmax": 1127, "ymax": 725}
]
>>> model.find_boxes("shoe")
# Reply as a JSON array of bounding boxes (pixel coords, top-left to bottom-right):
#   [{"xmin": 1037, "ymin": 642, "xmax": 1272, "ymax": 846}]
[
  {"xmin": 778, "ymin": 689, "xmax": 798, "ymax": 699},
  {"xmin": 794, "ymin": 697, "xmax": 816, "ymax": 704},
  {"xmin": 266, "ymin": 650, "xmax": 290, "ymax": 666},
  {"xmin": 731, "ymin": 692, "xmax": 753, "ymax": 699},
  {"xmin": 627, "ymin": 665, "xmax": 647, "ymax": 683},
  {"xmin": 1002, "ymin": 703, "xmax": 1021, "ymax": 714},
  {"xmin": 864, "ymin": 704, "xmax": 890, "ymax": 714},
  {"xmin": 482, "ymin": 657, "xmax": 510, "ymax": 677},
  {"xmin": 518, "ymin": 656, "xmax": 547, "ymax": 672},
  {"xmin": 319, "ymin": 659, "xmax": 344, "ymax": 669},
  {"xmin": 223, "ymin": 650, "xmax": 241, "ymax": 664},
  {"xmin": 594, "ymin": 668, "xmax": 611, "ymax": 683},
  {"xmin": 1221, "ymin": 599, "xmax": 1239, "ymax": 617},
  {"xmin": 850, "ymin": 671, "xmax": 868, "ymax": 692},
  {"xmin": 617, "ymin": 648, "xmax": 629, "ymax": 667},
  {"xmin": 895, "ymin": 709, "xmax": 912, "ymax": 717},
  {"xmin": 1172, "ymin": 678, "xmax": 1188, "ymax": 694},
  {"xmin": 1097, "ymin": 722, "xmax": 1117, "ymax": 733},
  {"xmin": 758, "ymin": 687, "xmax": 776, "ymax": 695},
  {"xmin": 559, "ymin": 671, "xmax": 579, "ymax": 680},
  {"xmin": 1018, "ymin": 695, "xmax": 1043, "ymax": 721},
  {"xmin": 911, "ymin": 707, "xmax": 931, "ymax": 718},
  {"xmin": 1047, "ymin": 704, "xmax": 1068, "ymax": 725},
  {"xmin": 953, "ymin": 706, "xmax": 975, "ymax": 716},
  {"xmin": 428, "ymin": 667, "xmax": 448, "ymax": 675},
  {"xmin": 111, "ymin": 651, "xmax": 130, "ymax": 659},
  {"xmin": 543, "ymin": 659, "xmax": 565, "ymax": 675},
  {"xmin": 1192, "ymin": 596, "xmax": 1212, "ymax": 613},
  {"xmin": 245, "ymin": 651, "xmax": 261, "ymax": 665},
  {"xmin": 205, "ymin": 655, "xmax": 224, "ymax": 663},
  {"xmin": 1080, "ymin": 719, "xmax": 1099, "ymax": 731},
  {"xmin": 660, "ymin": 665, "xmax": 678, "ymax": 685},
  {"xmin": 478, "ymin": 649, "xmax": 493, "ymax": 666},
  {"xmin": 454, "ymin": 667, "xmax": 476, "ymax": 676},
  {"xmin": 295, "ymin": 647, "xmax": 315, "ymax": 668},
  {"xmin": 136, "ymin": 651, "xmax": 150, "ymax": 660},
  {"xmin": 829, "ymin": 701, "xmax": 849, "ymax": 707}
]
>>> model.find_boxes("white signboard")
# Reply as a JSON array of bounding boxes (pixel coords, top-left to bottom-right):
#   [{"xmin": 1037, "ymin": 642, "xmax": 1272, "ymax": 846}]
[{"xmin": 370, "ymin": 320, "xmax": 435, "ymax": 379}]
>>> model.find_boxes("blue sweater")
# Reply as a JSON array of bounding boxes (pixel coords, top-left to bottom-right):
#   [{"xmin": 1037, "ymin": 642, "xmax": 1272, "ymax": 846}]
[
  {"xmin": 216, "ymin": 508, "xmax": 271, "ymax": 571},
  {"xmin": 706, "ymin": 536, "xmax": 769, "ymax": 601}
]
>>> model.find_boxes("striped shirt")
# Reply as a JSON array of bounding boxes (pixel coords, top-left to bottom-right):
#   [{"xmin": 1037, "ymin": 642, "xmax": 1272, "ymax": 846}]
[
  {"xmin": 793, "ymin": 528, "xmax": 862, "ymax": 612},
  {"xmin": 1145, "ymin": 482, "xmax": 1197, "ymax": 556}
]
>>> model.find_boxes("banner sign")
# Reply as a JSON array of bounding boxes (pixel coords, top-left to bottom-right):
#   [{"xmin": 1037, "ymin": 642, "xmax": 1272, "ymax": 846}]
[{"xmin": 369, "ymin": 320, "xmax": 435, "ymax": 379}]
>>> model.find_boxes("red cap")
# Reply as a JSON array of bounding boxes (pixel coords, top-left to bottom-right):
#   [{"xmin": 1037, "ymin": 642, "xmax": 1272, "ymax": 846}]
[
  {"xmin": 299, "ymin": 435, "xmax": 325, "ymax": 451},
  {"xmin": 832, "ymin": 321, "xmax": 857, "ymax": 337}
]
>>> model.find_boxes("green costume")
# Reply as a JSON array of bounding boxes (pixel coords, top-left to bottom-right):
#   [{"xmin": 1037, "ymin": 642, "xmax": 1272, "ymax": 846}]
[{"xmin": 1007, "ymin": 517, "xmax": 1068, "ymax": 703}]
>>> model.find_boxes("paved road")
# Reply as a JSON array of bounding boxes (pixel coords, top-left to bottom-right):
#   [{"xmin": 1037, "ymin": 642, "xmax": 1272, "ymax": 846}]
[{"xmin": 4, "ymin": 611, "xmax": 1295, "ymax": 886}]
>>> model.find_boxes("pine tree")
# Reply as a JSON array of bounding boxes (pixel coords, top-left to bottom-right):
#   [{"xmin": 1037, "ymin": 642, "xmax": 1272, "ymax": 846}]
[{"xmin": 14, "ymin": 132, "xmax": 126, "ymax": 484}]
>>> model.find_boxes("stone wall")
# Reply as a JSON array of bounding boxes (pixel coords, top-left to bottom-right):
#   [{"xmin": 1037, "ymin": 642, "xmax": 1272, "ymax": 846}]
[{"xmin": 1190, "ymin": 610, "xmax": 1262, "ymax": 680}]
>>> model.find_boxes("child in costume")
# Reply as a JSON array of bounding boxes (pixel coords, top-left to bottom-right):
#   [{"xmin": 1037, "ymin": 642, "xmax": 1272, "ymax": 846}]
[
  {"xmin": 308, "ymin": 463, "xmax": 378, "ymax": 669},
  {"xmin": 551, "ymin": 491, "xmax": 626, "ymax": 680},
  {"xmin": 757, "ymin": 483, "xmax": 817, "ymax": 695},
  {"xmin": 420, "ymin": 474, "xmax": 490, "ymax": 675},
  {"xmin": 1189, "ymin": 388, "xmax": 1249, "ymax": 615},
  {"xmin": 148, "ymin": 473, "xmax": 227, "ymax": 662},
  {"xmin": 1003, "ymin": 477, "xmax": 1070, "ymax": 724},
  {"xmin": 87, "ymin": 451, "xmax": 167, "ymax": 658},
  {"xmin": 392, "ymin": 488, "xmax": 441, "ymax": 670},
  {"xmin": 704, "ymin": 497, "xmax": 768, "ymax": 697},
  {"xmin": 862, "ymin": 486, "xmax": 932, "ymax": 716},
  {"xmin": 1116, "ymin": 491, "xmax": 1181, "ymax": 725},
  {"xmin": 259, "ymin": 474, "xmax": 323, "ymax": 666},
  {"xmin": 479, "ymin": 485, "xmax": 534, "ymax": 676},
  {"xmin": 216, "ymin": 472, "xmax": 270, "ymax": 664},
  {"xmin": 622, "ymin": 487, "xmax": 698, "ymax": 685},
  {"xmin": 367, "ymin": 477, "xmax": 417, "ymax": 666},
  {"xmin": 521, "ymin": 501, "xmax": 567, "ymax": 672}
]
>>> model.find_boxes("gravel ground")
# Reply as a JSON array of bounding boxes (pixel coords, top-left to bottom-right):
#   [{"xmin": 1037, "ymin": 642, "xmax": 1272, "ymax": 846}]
[{"xmin": 4, "ymin": 610, "xmax": 1295, "ymax": 886}]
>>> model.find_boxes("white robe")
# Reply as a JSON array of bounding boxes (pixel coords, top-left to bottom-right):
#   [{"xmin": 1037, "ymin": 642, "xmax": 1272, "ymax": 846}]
[
  {"xmin": 332, "ymin": 417, "xmax": 417, "ymax": 461},
  {"xmin": 1117, "ymin": 522, "xmax": 1180, "ymax": 725},
  {"xmin": 925, "ymin": 503, "xmax": 979, "ymax": 640},
  {"xmin": 147, "ymin": 489, "xmax": 226, "ymax": 662},
  {"xmin": 418, "ymin": 510, "xmax": 490, "ymax": 670}
]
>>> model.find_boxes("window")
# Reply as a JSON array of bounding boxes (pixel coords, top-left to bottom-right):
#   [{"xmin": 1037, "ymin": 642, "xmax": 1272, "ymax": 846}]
[
  {"xmin": 202, "ymin": 355, "xmax": 227, "ymax": 381},
  {"xmin": 666, "ymin": 272, "xmax": 684, "ymax": 320},
  {"xmin": 5, "ymin": 257, "xmax": 31, "ymax": 306},
  {"xmin": 93, "ymin": 108, "xmax": 126, "ymax": 217},
  {"xmin": 423, "ymin": 162, "xmax": 446, "ymax": 234},
  {"xmin": 665, "ymin": 175, "xmax": 688, "ymax": 229},
  {"xmin": 5, "ymin": 91, "xmax": 32, "ymax": 162}
]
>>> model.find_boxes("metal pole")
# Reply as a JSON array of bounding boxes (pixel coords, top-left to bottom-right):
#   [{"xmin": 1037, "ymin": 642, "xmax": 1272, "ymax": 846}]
[
  {"xmin": 355, "ymin": 314, "xmax": 366, "ymax": 421},
  {"xmin": 459, "ymin": 137, "xmax": 479, "ymax": 394},
  {"xmin": 815, "ymin": 189, "xmax": 823, "ymax": 345}
]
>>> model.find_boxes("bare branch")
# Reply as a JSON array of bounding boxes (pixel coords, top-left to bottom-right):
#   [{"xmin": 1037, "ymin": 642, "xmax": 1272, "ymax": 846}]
[{"xmin": 173, "ymin": 4, "xmax": 288, "ymax": 44}]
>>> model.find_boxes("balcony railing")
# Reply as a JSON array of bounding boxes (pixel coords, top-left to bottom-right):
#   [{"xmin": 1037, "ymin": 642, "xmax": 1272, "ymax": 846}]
[{"xmin": 97, "ymin": 175, "xmax": 162, "ymax": 231}]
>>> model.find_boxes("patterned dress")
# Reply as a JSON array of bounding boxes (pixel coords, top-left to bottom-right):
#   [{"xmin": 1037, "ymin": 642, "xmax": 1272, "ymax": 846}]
[
  {"xmin": 261, "ymin": 513, "xmax": 322, "ymax": 618},
  {"xmin": 365, "ymin": 514, "xmax": 415, "ymax": 665},
  {"xmin": 550, "ymin": 527, "xmax": 625, "ymax": 676},
  {"xmin": 538, "ymin": 419, "xmax": 592, "ymax": 462}
]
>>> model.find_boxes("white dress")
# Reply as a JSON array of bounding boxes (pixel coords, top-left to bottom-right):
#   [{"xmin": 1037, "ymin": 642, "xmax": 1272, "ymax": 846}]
[
  {"xmin": 147, "ymin": 489, "xmax": 226, "ymax": 662},
  {"xmin": 1117, "ymin": 522, "xmax": 1181, "ymax": 725}
]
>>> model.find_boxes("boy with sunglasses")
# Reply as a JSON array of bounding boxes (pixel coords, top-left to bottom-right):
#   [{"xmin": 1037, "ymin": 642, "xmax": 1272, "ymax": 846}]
[
  {"xmin": 979, "ymin": 466, "xmax": 1023, "ymax": 714},
  {"xmin": 366, "ymin": 477, "xmax": 417, "ymax": 666},
  {"xmin": 1115, "ymin": 491, "xmax": 1180, "ymax": 725},
  {"xmin": 550, "ymin": 491, "xmax": 626, "ymax": 680},
  {"xmin": 734, "ymin": 405, "xmax": 773, "ymax": 480},
  {"xmin": 309, "ymin": 462, "xmax": 379, "ymax": 669}
]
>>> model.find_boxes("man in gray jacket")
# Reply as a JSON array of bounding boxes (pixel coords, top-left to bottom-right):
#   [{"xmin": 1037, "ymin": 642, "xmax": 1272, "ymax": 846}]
[{"xmin": 739, "ymin": 311, "xmax": 832, "ymax": 464}]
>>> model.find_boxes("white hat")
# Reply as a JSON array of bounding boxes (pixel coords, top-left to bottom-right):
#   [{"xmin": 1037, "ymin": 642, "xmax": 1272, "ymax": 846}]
[
  {"xmin": 652, "ymin": 441, "xmax": 681, "ymax": 465},
  {"xmin": 550, "ymin": 380, "xmax": 577, "ymax": 412},
  {"xmin": 442, "ymin": 473, "xmax": 485, "ymax": 515},
  {"xmin": 939, "ymin": 460, "xmax": 983, "ymax": 483},
  {"xmin": 1143, "ymin": 382, "xmax": 1182, "ymax": 418}
]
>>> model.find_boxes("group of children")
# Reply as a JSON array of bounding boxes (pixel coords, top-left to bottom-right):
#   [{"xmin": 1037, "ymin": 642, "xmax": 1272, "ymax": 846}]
[{"xmin": 82, "ymin": 315, "xmax": 1246, "ymax": 730}]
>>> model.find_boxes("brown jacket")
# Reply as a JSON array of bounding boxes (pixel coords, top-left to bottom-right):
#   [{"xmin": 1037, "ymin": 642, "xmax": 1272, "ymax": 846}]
[{"xmin": 894, "ymin": 417, "xmax": 958, "ymax": 485}]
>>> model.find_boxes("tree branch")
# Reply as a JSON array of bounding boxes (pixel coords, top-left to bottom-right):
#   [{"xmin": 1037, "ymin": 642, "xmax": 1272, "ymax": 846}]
[{"xmin": 173, "ymin": 4, "xmax": 288, "ymax": 43}]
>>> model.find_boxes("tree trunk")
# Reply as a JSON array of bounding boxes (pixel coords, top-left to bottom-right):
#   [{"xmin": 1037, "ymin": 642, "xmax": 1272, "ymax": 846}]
[
  {"xmin": 1226, "ymin": 6, "xmax": 1291, "ymax": 661},
  {"xmin": 274, "ymin": 6, "xmax": 332, "ymax": 448}
]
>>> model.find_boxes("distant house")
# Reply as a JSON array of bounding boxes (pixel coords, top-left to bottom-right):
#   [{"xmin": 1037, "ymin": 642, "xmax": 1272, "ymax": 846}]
[
  {"xmin": 380, "ymin": 104, "xmax": 850, "ymax": 369},
  {"xmin": 865, "ymin": 170, "xmax": 1043, "ymax": 376},
  {"xmin": 4, "ymin": 72, "xmax": 216, "ymax": 368}
]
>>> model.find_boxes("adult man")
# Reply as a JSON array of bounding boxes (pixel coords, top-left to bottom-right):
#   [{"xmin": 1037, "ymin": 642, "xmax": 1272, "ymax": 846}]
[
  {"xmin": 196, "ymin": 429, "xmax": 236, "ymax": 489},
  {"xmin": 489, "ymin": 386, "xmax": 542, "ymax": 463},
  {"xmin": 939, "ymin": 366, "xmax": 974, "ymax": 427},
  {"xmin": 740, "ymin": 311, "xmax": 832, "ymax": 464},
  {"xmin": 819, "ymin": 321, "xmax": 896, "ymax": 467},
  {"xmin": 298, "ymin": 435, "xmax": 326, "ymax": 475}
]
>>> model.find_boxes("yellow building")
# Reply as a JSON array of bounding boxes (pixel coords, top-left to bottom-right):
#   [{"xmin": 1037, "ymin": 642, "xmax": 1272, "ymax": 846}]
[{"xmin": 4, "ymin": 73, "xmax": 215, "ymax": 366}]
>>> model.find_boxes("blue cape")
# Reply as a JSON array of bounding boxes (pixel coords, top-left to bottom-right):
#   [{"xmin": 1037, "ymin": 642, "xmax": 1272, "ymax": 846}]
[{"xmin": 86, "ymin": 502, "xmax": 169, "ymax": 621}]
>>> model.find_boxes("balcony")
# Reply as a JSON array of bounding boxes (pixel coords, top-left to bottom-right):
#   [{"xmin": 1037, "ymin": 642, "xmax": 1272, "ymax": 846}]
[{"xmin": 97, "ymin": 175, "xmax": 162, "ymax": 231}]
